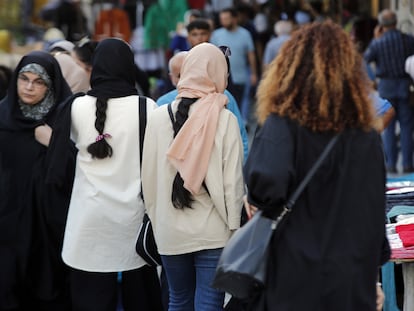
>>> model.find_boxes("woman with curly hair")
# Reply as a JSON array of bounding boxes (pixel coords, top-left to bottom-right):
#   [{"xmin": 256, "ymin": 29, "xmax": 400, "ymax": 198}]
[{"xmin": 244, "ymin": 21, "xmax": 389, "ymax": 311}]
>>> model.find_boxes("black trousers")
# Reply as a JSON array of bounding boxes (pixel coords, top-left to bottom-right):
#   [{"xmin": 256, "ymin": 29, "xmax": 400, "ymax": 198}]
[{"xmin": 70, "ymin": 265, "xmax": 163, "ymax": 311}]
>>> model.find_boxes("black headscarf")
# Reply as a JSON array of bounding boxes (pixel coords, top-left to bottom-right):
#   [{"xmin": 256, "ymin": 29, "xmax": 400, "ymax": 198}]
[
  {"xmin": 87, "ymin": 38, "xmax": 138, "ymax": 99},
  {"xmin": 0, "ymin": 50, "xmax": 72, "ymax": 130},
  {"xmin": 47, "ymin": 38, "xmax": 139, "ymax": 184}
]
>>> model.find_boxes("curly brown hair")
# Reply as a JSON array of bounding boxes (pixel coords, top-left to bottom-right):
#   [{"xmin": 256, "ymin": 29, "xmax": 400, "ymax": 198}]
[{"xmin": 256, "ymin": 20, "xmax": 375, "ymax": 132}]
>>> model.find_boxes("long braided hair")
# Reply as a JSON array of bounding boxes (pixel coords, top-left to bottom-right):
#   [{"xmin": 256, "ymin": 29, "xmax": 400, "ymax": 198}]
[{"xmin": 87, "ymin": 97, "xmax": 112, "ymax": 158}]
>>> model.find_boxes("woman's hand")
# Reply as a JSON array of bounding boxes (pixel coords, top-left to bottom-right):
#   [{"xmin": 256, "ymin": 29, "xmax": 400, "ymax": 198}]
[
  {"xmin": 376, "ymin": 283, "xmax": 385, "ymax": 311},
  {"xmin": 243, "ymin": 195, "xmax": 258, "ymax": 220},
  {"xmin": 35, "ymin": 124, "xmax": 52, "ymax": 147}
]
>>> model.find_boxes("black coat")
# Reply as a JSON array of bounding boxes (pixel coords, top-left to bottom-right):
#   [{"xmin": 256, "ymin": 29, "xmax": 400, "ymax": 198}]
[
  {"xmin": 0, "ymin": 51, "xmax": 74, "ymax": 309},
  {"xmin": 243, "ymin": 114, "xmax": 390, "ymax": 311}
]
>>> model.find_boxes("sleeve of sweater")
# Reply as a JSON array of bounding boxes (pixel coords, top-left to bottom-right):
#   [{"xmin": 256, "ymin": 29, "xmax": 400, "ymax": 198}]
[
  {"xmin": 244, "ymin": 116, "xmax": 295, "ymax": 214},
  {"xmin": 222, "ymin": 113, "xmax": 245, "ymax": 230},
  {"xmin": 141, "ymin": 106, "xmax": 160, "ymax": 218}
]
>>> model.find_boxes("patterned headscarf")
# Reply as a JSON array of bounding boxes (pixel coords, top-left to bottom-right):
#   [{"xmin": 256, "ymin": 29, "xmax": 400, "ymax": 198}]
[
  {"xmin": 18, "ymin": 63, "xmax": 55, "ymax": 120},
  {"xmin": 0, "ymin": 50, "xmax": 72, "ymax": 131}
]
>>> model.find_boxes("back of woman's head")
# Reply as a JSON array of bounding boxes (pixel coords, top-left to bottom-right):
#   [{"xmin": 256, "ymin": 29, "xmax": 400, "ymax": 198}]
[
  {"xmin": 90, "ymin": 38, "xmax": 137, "ymax": 90},
  {"xmin": 257, "ymin": 20, "xmax": 374, "ymax": 132},
  {"xmin": 177, "ymin": 42, "xmax": 228, "ymax": 96},
  {"xmin": 73, "ymin": 37, "xmax": 98, "ymax": 70}
]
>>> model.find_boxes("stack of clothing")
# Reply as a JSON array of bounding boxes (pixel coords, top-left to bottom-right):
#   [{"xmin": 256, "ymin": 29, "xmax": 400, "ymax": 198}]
[
  {"xmin": 386, "ymin": 218, "xmax": 414, "ymax": 259},
  {"xmin": 386, "ymin": 184, "xmax": 414, "ymax": 214},
  {"xmin": 386, "ymin": 173, "xmax": 414, "ymax": 258},
  {"xmin": 383, "ymin": 174, "xmax": 414, "ymax": 311},
  {"xmin": 386, "ymin": 173, "xmax": 414, "ymax": 213},
  {"xmin": 386, "ymin": 178, "xmax": 414, "ymax": 259}
]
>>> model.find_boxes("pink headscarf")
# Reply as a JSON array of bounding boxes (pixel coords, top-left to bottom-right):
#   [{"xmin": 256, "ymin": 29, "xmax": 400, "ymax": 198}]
[{"xmin": 166, "ymin": 43, "xmax": 229, "ymax": 195}]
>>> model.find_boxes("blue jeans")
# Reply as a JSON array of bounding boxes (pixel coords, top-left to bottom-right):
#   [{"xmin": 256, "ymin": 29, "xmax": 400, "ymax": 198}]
[
  {"xmin": 382, "ymin": 97, "xmax": 414, "ymax": 169},
  {"xmin": 161, "ymin": 248, "xmax": 225, "ymax": 311}
]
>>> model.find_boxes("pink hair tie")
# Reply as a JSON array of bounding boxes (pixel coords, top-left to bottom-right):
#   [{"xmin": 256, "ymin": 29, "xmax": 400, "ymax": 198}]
[{"xmin": 95, "ymin": 133, "xmax": 112, "ymax": 142}]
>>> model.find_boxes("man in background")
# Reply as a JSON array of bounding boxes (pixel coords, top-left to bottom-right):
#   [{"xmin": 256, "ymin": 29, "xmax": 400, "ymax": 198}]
[
  {"xmin": 364, "ymin": 9, "xmax": 414, "ymax": 174},
  {"xmin": 210, "ymin": 8, "xmax": 257, "ymax": 110},
  {"xmin": 262, "ymin": 20, "xmax": 293, "ymax": 71}
]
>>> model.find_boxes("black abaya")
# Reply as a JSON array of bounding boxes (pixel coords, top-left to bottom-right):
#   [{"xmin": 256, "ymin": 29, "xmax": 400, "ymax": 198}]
[
  {"xmin": 244, "ymin": 114, "xmax": 390, "ymax": 311},
  {"xmin": 0, "ymin": 51, "xmax": 74, "ymax": 310}
]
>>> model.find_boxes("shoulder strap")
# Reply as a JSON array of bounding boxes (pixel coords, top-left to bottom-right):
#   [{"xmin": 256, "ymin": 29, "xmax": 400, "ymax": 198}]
[
  {"xmin": 167, "ymin": 102, "xmax": 174, "ymax": 124},
  {"xmin": 139, "ymin": 96, "xmax": 147, "ymax": 169},
  {"xmin": 138, "ymin": 96, "xmax": 147, "ymax": 201}
]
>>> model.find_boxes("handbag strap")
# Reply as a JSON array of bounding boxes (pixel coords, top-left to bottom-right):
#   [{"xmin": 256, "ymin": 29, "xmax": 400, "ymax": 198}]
[{"xmin": 139, "ymin": 96, "xmax": 147, "ymax": 200}]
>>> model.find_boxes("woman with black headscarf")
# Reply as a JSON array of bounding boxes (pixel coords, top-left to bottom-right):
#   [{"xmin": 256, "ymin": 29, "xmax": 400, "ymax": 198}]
[
  {"xmin": 48, "ymin": 38, "xmax": 163, "ymax": 311},
  {"xmin": 0, "ymin": 50, "xmax": 73, "ymax": 310}
]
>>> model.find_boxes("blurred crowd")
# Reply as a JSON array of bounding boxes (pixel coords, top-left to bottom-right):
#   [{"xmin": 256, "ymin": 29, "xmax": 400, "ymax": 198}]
[{"xmin": 0, "ymin": 0, "xmax": 371, "ymax": 116}]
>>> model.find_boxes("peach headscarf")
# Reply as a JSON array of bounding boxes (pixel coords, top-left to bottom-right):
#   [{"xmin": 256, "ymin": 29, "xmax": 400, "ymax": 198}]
[
  {"xmin": 54, "ymin": 53, "xmax": 90, "ymax": 93},
  {"xmin": 166, "ymin": 42, "xmax": 229, "ymax": 195}
]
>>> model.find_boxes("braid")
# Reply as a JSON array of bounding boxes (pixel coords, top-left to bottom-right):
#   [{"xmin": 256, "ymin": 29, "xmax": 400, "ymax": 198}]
[
  {"xmin": 87, "ymin": 97, "xmax": 113, "ymax": 159},
  {"xmin": 171, "ymin": 97, "xmax": 197, "ymax": 209}
]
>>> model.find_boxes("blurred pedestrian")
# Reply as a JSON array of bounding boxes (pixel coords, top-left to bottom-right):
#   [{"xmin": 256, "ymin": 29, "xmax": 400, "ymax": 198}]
[
  {"xmin": 40, "ymin": 0, "xmax": 88, "ymax": 42},
  {"xmin": 71, "ymin": 37, "xmax": 98, "ymax": 81},
  {"xmin": 49, "ymin": 40, "xmax": 90, "ymax": 93},
  {"xmin": 210, "ymin": 8, "xmax": 257, "ymax": 110},
  {"xmin": 364, "ymin": 9, "xmax": 414, "ymax": 174},
  {"xmin": 0, "ymin": 64, "xmax": 12, "ymax": 100},
  {"xmin": 262, "ymin": 20, "xmax": 293, "ymax": 71}
]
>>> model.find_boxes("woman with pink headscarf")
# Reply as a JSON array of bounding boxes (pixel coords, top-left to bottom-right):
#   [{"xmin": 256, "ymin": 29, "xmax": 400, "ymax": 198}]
[{"xmin": 142, "ymin": 42, "xmax": 244, "ymax": 311}]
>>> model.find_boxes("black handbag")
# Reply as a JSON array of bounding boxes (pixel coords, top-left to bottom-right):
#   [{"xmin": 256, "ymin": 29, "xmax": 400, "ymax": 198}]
[
  {"xmin": 212, "ymin": 134, "xmax": 339, "ymax": 300},
  {"xmin": 136, "ymin": 213, "xmax": 162, "ymax": 266},
  {"xmin": 135, "ymin": 96, "xmax": 162, "ymax": 266}
]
